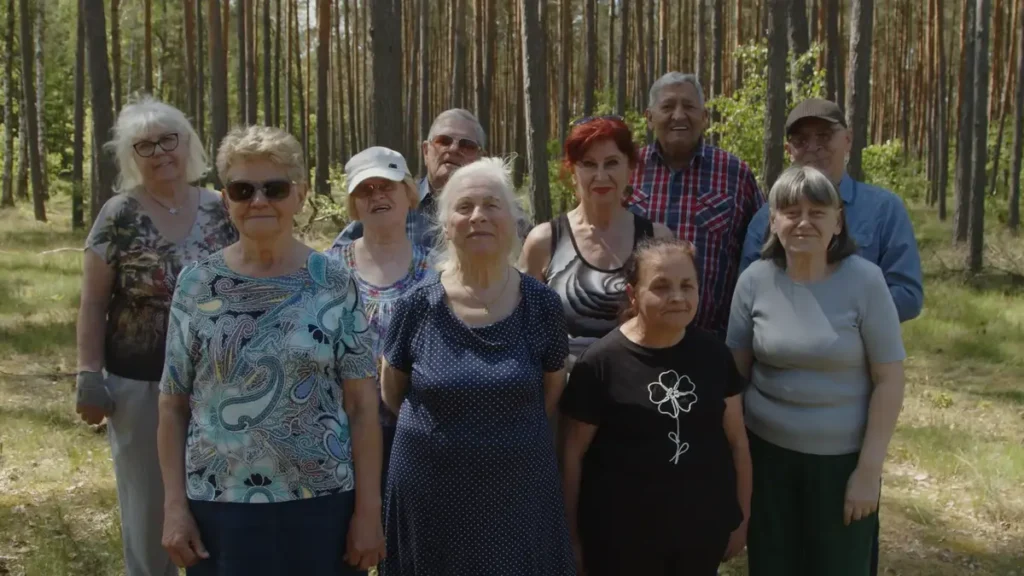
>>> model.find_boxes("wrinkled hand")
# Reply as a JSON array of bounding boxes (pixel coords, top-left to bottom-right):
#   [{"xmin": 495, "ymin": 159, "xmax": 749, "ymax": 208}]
[
  {"xmin": 75, "ymin": 404, "xmax": 107, "ymax": 426},
  {"xmin": 344, "ymin": 510, "xmax": 385, "ymax": 570},
  {"xmin": 161, "ymin": 504, "xmax": 209, "ymax": 568},
  {"xmin": 75, "ymin": 371, "xmax": 113, "ymax": 425},
  {"xmin": 723, "ymin": 519, "xmax": 748, "ymax": 560},
  {"xmin": 844, "ymin": 466, "xmax": 881, "ymax": 526}
]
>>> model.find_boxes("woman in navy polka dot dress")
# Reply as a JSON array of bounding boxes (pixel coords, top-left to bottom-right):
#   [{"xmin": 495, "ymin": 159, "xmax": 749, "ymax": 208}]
[{"xmin": 379, "ymin": 158, "xmax": 575, "ymax": 575}]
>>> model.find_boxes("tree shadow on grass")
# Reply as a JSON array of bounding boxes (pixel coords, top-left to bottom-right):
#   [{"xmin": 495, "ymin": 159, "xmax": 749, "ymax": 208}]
[
  {"xmin": 0, "ymin": 228, "xmax": 86, "ymax": 253},
  {"xmin": 0, "ymin": 403, "xmax": 82, "ymax": 433},
  {"xmin": 0, "ymin": 318, "xmax": 77, "ymax": 357}
]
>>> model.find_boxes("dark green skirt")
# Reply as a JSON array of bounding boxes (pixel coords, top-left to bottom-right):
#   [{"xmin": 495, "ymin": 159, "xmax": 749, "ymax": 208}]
[{"xmin": 747, "ymin": 431, "xmax": 878, "ymax": 576}]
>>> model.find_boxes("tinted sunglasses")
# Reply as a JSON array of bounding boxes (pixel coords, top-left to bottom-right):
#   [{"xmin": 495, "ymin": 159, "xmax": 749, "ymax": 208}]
[
  {"xmin": 224, "ymin": 179, "xmax": 293, "ymax": 202},
  {"xmin": 570, "ymin": 114, "xmax": 625, "ymax": 127},
  {"xmin": 431, "ymin": 134, "xmax": 481, "ymax": 153},
  {"xmin": 133, "ymin": 133, "xmax": 179, "ymax": 158}
]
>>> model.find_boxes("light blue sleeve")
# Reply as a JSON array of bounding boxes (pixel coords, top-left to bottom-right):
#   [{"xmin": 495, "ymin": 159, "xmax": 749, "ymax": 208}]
[
  {"xmin": 877, "ymin": 199, "xmax": 924, "ymax": 323},
  {"xmin": 160, "ymin": 265, "xmax": 199, "ymax": 396},
  {"xmin": 740, "ymin": 204, "xmax": 770, "ymax": 275}
]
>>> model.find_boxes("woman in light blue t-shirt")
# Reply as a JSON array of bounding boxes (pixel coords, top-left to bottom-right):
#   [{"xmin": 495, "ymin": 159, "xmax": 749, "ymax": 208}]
[{"xmin": 726, "ymin": 165, "xmax": 906, "ymax": 576}]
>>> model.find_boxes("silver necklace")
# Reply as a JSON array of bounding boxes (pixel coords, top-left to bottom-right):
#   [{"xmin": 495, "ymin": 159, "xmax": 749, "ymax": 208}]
[
  {"xmin": 147, "ymin": 187, "xmax": 189, "ymax": 215},
  {"xmin": 459, "ymin": 268, "xmax": 511, "ymax": 313}
]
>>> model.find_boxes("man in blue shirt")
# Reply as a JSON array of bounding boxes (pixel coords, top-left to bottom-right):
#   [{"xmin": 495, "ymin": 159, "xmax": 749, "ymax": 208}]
[
  {"xmin": 332, "ymin": 108, "xmax": 486, "ymax": 249},
  {"xmin": 741, "ymin": 98, "xmax": 923, "ymax": 323},
  {"xmin": 740, "ymin": 98, "xmax": 923, "ymax": 575}
]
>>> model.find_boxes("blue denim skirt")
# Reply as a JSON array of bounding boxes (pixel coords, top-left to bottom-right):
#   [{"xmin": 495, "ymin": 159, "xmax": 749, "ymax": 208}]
[{"xmin": 186, "ymin": 490, "xmax": 366, "ymax": 576}]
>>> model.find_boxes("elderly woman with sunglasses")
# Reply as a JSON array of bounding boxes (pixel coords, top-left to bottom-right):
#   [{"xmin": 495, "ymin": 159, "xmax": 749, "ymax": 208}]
[
  {"xmin": 157, "ymin": 126, "xmax": 385, "ymax": 576},
  {"xmin": 75, "ymin": 96, "xmax": 236, "ymax": 576},
  {"xmin": 521, "ymin": 115, "xmax": 670, "ymax": 366}
]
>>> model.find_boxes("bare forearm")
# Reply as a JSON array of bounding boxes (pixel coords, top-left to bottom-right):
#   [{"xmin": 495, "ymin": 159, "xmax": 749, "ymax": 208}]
[
  {"xmin": 76, "ymin": 304, "xmax": 107, "ymax": 372},
  {"xmin": 561, "ymin": 456, "xmax": 584, "ymax": 540},
  {"xmin": 543, "ymin": 370, "xmax": 567, "ymax": 417},
  {"xmin": 157, "ymin": 400, "xmax": 191, "ymax": 507},
  {"xmin": 348, "ymin": 403, "xmax": 383, "ymax": 514},
  {"xmin": 381, "ymin": 381, "xmax": 406, "ymax": 415},
  {"xmin": 731, "ymin": 438, "xmax": 752, "ymax": 520},
  {"xmin": 858, "ymin": 380, "xmax": 905, "ymax": 472}
]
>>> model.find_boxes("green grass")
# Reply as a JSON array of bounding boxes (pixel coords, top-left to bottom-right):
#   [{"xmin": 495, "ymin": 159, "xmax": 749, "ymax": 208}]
[{"xmin": 1, "ymin": 196, "xmax": 1023, "ymax": 575}]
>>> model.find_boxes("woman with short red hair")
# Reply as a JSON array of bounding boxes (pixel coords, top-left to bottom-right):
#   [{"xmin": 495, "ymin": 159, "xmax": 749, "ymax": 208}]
[{"xmin": 520, "ymin": 116, "xmax": 671, "ymax": 365}]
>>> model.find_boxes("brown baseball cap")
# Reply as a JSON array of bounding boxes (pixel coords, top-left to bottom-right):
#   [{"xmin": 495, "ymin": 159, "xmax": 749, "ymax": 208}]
[{"xmin": 785, "ymin": 98, "xmax": 847, "ymax": 135}]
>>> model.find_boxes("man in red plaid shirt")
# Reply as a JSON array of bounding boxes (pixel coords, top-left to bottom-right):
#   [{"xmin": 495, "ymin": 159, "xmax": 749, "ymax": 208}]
[{"xmin": 628, "ymin": 72, "xmax": 765, "ymax": 340}]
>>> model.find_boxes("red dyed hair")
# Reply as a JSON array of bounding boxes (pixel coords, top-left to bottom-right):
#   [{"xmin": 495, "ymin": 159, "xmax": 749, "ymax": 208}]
[{"xmin": 562, "ymin": 117, "xmax": 639, "ymax": 175}]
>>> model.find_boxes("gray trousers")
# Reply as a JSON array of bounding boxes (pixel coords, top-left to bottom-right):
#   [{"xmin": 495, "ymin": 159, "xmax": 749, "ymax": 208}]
[{"xmin": 105, "ymin": 373, "xmax": 178, "ymax": 576}]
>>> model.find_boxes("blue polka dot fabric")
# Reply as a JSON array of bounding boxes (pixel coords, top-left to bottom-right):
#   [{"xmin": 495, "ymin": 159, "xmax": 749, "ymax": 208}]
[{"xmin": 379, "ymin": 272, "xmax": 575, "ymax": 575}]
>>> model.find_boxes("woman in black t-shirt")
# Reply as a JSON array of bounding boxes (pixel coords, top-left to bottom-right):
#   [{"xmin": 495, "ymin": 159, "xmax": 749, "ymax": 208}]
[{"xmin": 560, "ymin": 238, "xmax": 752, "ymax": 576}]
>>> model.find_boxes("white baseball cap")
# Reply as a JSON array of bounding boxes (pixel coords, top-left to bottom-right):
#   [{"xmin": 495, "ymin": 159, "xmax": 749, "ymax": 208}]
[{"xmin": 344, "ymin": 147, "xmax": 412, "ymax": 195}]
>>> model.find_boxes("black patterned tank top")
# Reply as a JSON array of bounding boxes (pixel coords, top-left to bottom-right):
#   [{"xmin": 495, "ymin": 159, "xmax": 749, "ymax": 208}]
[{"xmin": 545, "ymin": 212, "xmax": 654, "ymax": 358}]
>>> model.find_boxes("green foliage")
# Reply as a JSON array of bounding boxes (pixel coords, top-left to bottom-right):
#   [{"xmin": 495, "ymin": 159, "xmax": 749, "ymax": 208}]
[
  {"xmin": 861, "ymin": 139, "xmax": 930, "ymax": 202},
  {"xmin": 706, "ymin": 42, "xmax": 827, "ymax": 185}
]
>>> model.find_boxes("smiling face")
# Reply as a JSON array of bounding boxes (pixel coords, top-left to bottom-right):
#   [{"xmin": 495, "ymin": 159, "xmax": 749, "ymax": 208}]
[
  {"xmin": 351, "ymin": 177, "xmax": 412, "ymax": 229},
  {"xmin": 628, "ymin": 248, "xmax": 699, "ymax": 332},
  {"xmin": 445, "ymin": 176, "xmax": 513, "ymax": 261},
  {"xmin": 422, "ymin": 118, "xmax": 483, "ymax": 190},
  {"xmin": 646, "ymin": 82, "xmax": 708, "ymax": 154},
  {"xmin": 133, "ymin": 127, "xmax": 187, "ymax": 186},
  {"xmin": 573, "ymin": 138, "xmax": 632, "ymax": 208},
  {"xmin": 785, "ymin": 118, "xmax": 852, "ymax": 183},
  {"xmin": 223, "ymin": 157, "xmax": 306, "ymax": 242},
  {"xmin": 771, "ymin": 194, "xmax": 843, "ymax": 258}
]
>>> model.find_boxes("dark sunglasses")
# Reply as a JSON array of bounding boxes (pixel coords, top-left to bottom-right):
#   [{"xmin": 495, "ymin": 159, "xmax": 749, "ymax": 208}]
[
  {"xmin": 224, "ymin": 179, "xmax": 293, "ymax": 202},
  {"xmin": 133, "ymin": 133, "xmax": 179, "ymax": 157},
  {"xmin": 571, "ymin": 114, "xmax": 625, "ymax": 127},
  {"xmin": 431, "ymin": 134, "xmax": 481, "ymax": 153}
]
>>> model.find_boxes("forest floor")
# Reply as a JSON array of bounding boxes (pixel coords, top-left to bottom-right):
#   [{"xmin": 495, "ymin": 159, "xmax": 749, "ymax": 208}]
[{"xmin": 0, "ymin": 196, "xmax": 1022, "ymax": 575}]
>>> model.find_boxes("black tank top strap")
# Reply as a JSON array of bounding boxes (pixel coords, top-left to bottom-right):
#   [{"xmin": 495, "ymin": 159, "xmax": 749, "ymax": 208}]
[{"xmin": 633, "ymin": 213, "xmax": 655, "ymax": 243}]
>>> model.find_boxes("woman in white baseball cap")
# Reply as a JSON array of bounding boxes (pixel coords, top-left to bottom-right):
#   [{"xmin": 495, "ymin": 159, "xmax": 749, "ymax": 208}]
[{"xmin": 327, "ymin": 146, "xmax": 435, "ymax": 492}]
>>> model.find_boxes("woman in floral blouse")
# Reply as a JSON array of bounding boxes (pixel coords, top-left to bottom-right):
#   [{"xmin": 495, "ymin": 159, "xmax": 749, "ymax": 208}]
[
  {"xmin": 327, "ymin": 146, "xmax": 434, "ymax": 489},
  {"xmin": 157, "ymin": 126, "xmax": 385, "ymax": 575},
  {"xmin": 75, "ymin": 96, "xmax": 236, "ymax": 576}
]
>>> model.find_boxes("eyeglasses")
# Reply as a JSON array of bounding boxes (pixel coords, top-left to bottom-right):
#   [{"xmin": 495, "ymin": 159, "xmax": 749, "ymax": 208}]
[
  {"xmin": 786, "ymin": 127, "xmax": 843, "ymax": 150},
  {"xmin": 133, "ymin": 133, "xmax": 180, "ymax": 157},
  {"xmin": 224, "ymin": 179, "xmax": 293, "ymax": 202},
  {"xmin": 431, "ymin": 134, "xmax": 481, "ymax": 153},
  {"xmin": 571, "ymin": 114, "xmax": 625, "ymax": 127}
]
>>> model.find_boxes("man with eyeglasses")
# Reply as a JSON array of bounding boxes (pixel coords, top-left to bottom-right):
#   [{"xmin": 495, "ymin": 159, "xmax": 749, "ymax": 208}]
[
  {"xmin": 740, "ymin": 98, "xmax": 923, "ymax": 323},
  {"xmin": 333, "ymin": 108, "xmax": 485, "ymax": 249},
  {"xmin": 627, "ymin": 72, "xmax": 765, "ymax": 341}
]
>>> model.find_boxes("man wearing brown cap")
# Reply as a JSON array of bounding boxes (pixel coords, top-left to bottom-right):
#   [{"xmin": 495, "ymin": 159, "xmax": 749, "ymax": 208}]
[
  {"xmin": 739, "ymin": 97, "xmax": 923, "ymax": 576},
  {"xmin": 740, "ymin": 98, "xmax": 923, "ymax": 323}
]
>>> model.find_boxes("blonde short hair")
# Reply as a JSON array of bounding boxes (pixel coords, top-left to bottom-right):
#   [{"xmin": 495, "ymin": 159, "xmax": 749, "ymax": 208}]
[
  {"xmin": 106, "ymin": 96, "xmax": 208, "ymax": 193},
  {"xmin": 215, "ymin": 125, "xmax": 307, "ymax": 184},
  {"xmin": 432, "ymin": 157, "xmax": 525, "ymax": 273},
  {"xmin": 346, "ymin": 177, "xmax": 419, "ymax": 221}
]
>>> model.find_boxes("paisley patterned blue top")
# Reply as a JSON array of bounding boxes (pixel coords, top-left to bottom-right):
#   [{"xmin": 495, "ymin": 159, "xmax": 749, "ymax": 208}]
[{"xmin": 160, "ymin": 250, "xmax": 378, "ymax": 503}]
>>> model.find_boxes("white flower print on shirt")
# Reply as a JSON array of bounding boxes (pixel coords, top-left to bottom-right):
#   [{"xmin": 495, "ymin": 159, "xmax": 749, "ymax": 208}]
[{"xmin": 647, "ymin": 370, "xmax": 699, "ymax": 464}]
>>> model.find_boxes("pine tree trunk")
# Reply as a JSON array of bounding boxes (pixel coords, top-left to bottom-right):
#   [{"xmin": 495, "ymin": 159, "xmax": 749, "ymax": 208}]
[
  {"xmin": 825, "ymin": 0, "xmax": 842, "ymax": 108},
  {"xmin": 16, "ymin": 108, "xmax": 27, "ymax": 200},
  {"xmin": 763, "ymin": 0, "xmax": 788, "ymax": 190},
  {"xmin": 710, "ymin": 0, "xmax": 722, "ymax": 135},
  {"xmin": 185, "ymin": 0, "xmax": 197, "ymax": 120},
  {"xmin": 1, "ymin": 0, "xmax": 15, "ymax": 208},
  {"xmin": 968, "ymin": 0, "xmax": 991, "ymax": 272},
  {"xmin": 615, "ymin": 0, "xmax": 629, "ymax": 115},
  {"xmin": 417, "ymin": 0, "xmax": 429, "ymax": 173},
  {"xmin": 295, "ymin": 0, "xmax": 308, "ymax": 164},
  {"xmin": 558, "ymin": 0, "xmax": 571, "ymax": 146},
  {"xmin": 345, "ymin": 0, "xmax": 357, "ymax": 156},
  {"xmin": 733, "ymin": 0, "xmax": 742, "ymax": 90},
  {"xmin": 513, "ymin": 0, "xmax": 525, "ymax": 187},
  {"xmin": 236, "ymin": 0, "xmax": 247, "ymax": 124},
  {"xmin": 1010, "ymin": 0, "xmax": 1024, "ymax": 232},
  {"xmin": 789, "ymin": 0, "xmax": 812, "ymax": 88},
  {"xmin": 989, "ymin": 0, "xmax": 1019, "ymax": 195},
  {"xmin": 285, "ymin": 0, "xmax": 292, "ymax": 134},
  {"xmin": 209, "ymin": 0, "xmax": 229, "ymax": 186},
  {"xmin": 83, "ymin": 0, "xmax": 117, "ymax": 221},
  {"xmin": 521, "ymin": 0, "xmax": 550, "ymax": 223},
  {"xmin": 263, "ymin": 0, "xmax": 272, "ymax": 124},
  {"xmin": 18, "ymin": 0, "xmax": 45, "ymax": 221},
  {"xmin": 481, "ymin": 0, "xmax": 496, "ymax": 141},
  {"xmin": 33, "ymin": 3, "xmax": 47, "ymax": 198},
  {"xmin": 274, "ymin": 0, "xmax": 281, "ymax": 126},
  {"xmin": 583, "ymin": 0, "xmax": 596, "ymax": 115},
  {"xmin": 144, "ymin": 0, "xmax": 153, "ymax": 93},
  {"xmin": 315, "ymin": 0, "xmax": 330, "ymax": 194},
  {"xmin": 72, "ymin": 0, "xmax": 86, "ymax": 228},
  {"xmin": 845, "ymin": 0, "xmax": 873, "ymax": 182},
  {"xmin": 370, "ymin": 0, "xmax": 403, "ymax": 151},
  {"xmin": 696, "ymin": 0, "xmax": 706, "ymax": 85},
  {"xmin": 334, "ymin": 0, "xmax": 346, "ymax": 160},
  {"xmin": 247, "ymin": 0, "xmax": 257, "ymax": 124},
  {"xmin": 111, "ymin": 0, "xmax": 122, "ymax": 113},
  {"xmin": 659, "ymin": 0, "xmax": 668, "ymax": 77},
  {"xmin": 196, "ymin": 0, "xmax": 205, "ymax": 145},
  {"xmin": 606, "ymin": 0, "xmax": 614, "ymax": 93},
  {"xmin": 954, "ymin": 0, "xmax": 976, "ymax": 242}
]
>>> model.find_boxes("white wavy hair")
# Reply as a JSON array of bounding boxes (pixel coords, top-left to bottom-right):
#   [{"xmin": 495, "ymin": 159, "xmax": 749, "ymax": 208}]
[
  {"xmin": 431, "ymin": 157, "xmax": 525, "ymax": 274},
  {"xmin": 106, "ymin": 96, "xmax": 208, "ymax": 193}
]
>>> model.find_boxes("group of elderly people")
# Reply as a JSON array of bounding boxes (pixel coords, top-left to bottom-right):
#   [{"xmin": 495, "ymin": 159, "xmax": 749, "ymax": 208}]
[{"xmin": 74, "ymin": 70, "xmax": 923, "ymax": 576}]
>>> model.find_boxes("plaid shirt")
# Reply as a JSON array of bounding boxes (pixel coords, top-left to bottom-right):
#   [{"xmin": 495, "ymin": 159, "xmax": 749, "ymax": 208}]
[{"xmin": 628, "ymin": 140, "xmax": 764, "ymax": 339}]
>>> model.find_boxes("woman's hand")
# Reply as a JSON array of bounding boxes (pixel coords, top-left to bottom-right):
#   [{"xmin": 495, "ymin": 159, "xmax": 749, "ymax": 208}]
[
  {"xmin": 844, "ymin": 466, "xmax": 881, "ymax": 525},
  {"xmin": 344, "ymin": 510, "xmax": 386, "ymax": 569},
  {"xmin": 75, "ymin": 371, "xmax": 113, "ymax": 425},
  {"xmin": 161, "ymin": 502, "xmax": 209, "ymax": 568},
  {"xmin": 723, "ymin": 518, "xmax": 748, "ymax": 560}
]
